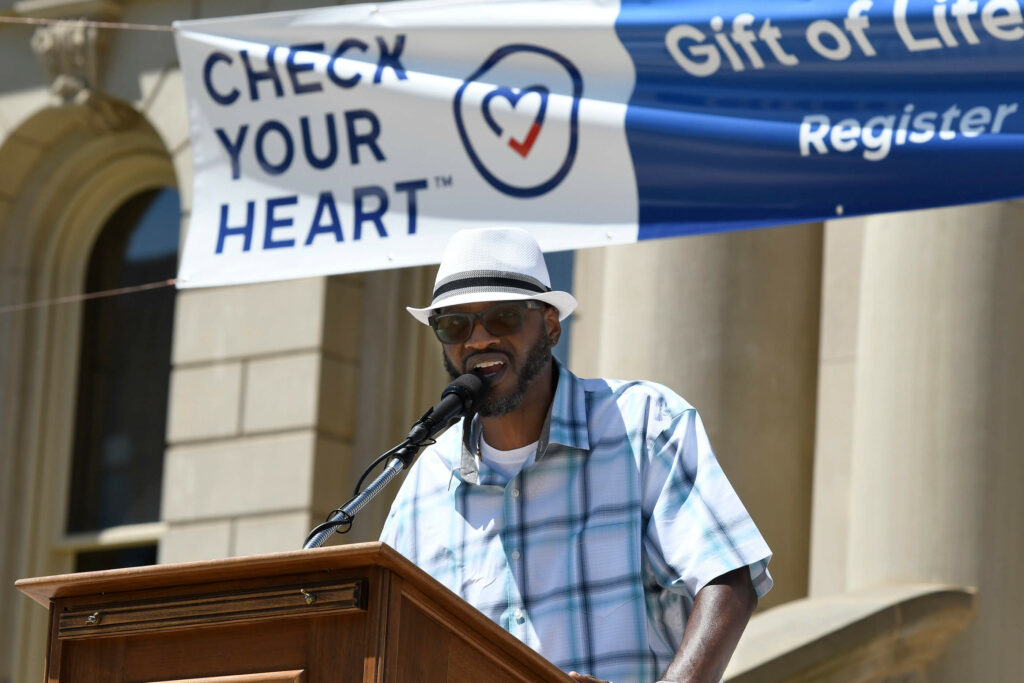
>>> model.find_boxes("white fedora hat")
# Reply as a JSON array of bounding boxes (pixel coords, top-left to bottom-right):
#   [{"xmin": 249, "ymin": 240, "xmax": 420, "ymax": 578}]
[{"xmin": 407, "ymin": 227, "xmax": 577, "ymax": 324}]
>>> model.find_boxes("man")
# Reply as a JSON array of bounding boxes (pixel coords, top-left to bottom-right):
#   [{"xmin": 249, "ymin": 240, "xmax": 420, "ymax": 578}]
[{"xmin": 380, "ymin": 227, "xmax": 772, "ymax": 683}]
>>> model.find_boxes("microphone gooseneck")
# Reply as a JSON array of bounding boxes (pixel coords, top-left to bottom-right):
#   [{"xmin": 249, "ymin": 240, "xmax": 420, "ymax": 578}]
[{"xmin": 302, "ymin": 373, "xmax": 489, "ymax": 549}]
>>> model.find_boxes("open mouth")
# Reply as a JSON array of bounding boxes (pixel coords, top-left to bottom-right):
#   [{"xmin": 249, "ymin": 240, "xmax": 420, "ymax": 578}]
[{"xmin": 470, "ymin": 358, "xmax": 507, "ymax": 382}]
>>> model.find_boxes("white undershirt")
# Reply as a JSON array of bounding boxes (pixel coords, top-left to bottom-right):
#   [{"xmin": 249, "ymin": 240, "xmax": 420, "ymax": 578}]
[{"xmin": 479, "ymin": 437, "xmax": 538, "ymax": 480}]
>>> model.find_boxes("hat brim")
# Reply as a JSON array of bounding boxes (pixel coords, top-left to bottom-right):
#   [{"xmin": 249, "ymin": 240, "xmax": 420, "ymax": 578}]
[{"xmin": 407, "ymin": 290, "xmax": 577, "ymax": 325}]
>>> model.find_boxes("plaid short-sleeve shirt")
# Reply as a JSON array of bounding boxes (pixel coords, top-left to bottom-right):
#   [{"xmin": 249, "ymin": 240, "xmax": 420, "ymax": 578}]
[{"xmin": 380, "ymin": 363, "xmax": 772, "ymax": 683}]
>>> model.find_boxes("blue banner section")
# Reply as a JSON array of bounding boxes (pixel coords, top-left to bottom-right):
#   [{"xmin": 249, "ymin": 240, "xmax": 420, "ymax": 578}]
[{"xmin": 615, "ymin": 0, "xmax": 1024, "ymax": 239}]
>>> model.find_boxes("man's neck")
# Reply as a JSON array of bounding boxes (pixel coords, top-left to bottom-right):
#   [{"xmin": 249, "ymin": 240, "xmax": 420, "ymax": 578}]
[{"xmin": 479, "ymin": 361, "xmax": 556, "ymax": 450}]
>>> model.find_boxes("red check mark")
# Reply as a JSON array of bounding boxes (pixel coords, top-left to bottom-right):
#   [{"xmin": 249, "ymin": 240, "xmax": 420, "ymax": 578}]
[{"xmin": 509, "ymin": 122, "xmax": 542, "ymax": 158}]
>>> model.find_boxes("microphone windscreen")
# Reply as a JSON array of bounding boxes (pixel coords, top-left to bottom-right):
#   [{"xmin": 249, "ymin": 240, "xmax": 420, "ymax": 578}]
[{"xmin": 444, "ymin": 372, "xmax": 489, "ymax": 412}]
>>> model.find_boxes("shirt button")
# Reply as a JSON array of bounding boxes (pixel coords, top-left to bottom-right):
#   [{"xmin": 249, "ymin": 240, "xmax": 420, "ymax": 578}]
[
  {"xmin": 511, "ymin": 488, "xmax": 520, "ymax": 498},
  {"xmin": 513, "ymin": 608, "xmax": 524, "ymax": 621},
  {"xmin": 511, "ymin": 550, "xmax": 521, "ymax": 561}
]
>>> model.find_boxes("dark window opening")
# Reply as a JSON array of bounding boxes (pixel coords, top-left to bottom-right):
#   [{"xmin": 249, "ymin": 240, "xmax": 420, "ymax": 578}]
[
  {"xmin": 75, "ymin": 544, "xmax": 158, "ymax": 573},
  {"xmin": 67, "ymin": 188, "xmax": 180, "ymax": 534}
]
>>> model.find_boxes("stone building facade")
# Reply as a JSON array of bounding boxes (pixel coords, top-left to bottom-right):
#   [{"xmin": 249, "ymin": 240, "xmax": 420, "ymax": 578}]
[{"xmin": 1, "ymin": 1, "xmax": 1021, "ymax": 682}]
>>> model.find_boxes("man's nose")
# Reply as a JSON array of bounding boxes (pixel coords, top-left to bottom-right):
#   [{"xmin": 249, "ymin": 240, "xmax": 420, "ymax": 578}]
[{"xmin": 463, "ymin": 318, "xmax": 499, "ymax": 349}]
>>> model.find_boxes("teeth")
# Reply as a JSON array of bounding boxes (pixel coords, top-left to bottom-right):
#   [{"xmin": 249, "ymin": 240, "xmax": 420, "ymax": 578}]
[{"xmin": 474, "ymin": 360, "xmax": 504, "ymax": 369}]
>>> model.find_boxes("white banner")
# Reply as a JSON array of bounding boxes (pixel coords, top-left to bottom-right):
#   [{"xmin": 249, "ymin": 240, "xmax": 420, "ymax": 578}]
[
  {"xmin": 174, "ymin": 1, "xmax": 638, "ymax": 288},
  {"xmin": 175, "ymin": 0, "xmax": 1024, "ymax": 289}
]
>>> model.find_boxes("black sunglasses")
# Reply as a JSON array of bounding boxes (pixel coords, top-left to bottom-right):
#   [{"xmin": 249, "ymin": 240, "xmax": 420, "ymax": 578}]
[{"xmin": 428, "ymin": 301, "xmax": 544, "ymax": 344}]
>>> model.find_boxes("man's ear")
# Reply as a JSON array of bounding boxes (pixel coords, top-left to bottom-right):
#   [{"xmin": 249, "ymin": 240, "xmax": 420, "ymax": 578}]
[{"xmin": 545, "ymin": 306, "xmax": 562, "ymax": 345}]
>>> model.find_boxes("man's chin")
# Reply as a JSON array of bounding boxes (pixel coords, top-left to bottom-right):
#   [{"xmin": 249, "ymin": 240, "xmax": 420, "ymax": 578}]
[{"xmin": 477, "ymin": 390, "xmax": 523, "ymax": 418}]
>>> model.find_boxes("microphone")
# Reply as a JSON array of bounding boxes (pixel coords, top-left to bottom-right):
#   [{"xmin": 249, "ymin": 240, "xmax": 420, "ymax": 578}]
[
  {"xmin": 406, "ymin": 373, "xmax": 489, "ymax": 446},
  {"xmin": 301, "ymin": 373, "xmax": 489, "ymax": 549}
]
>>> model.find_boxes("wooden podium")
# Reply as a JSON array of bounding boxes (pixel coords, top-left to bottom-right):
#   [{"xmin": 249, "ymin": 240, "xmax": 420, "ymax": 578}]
[{"xmin": 16, "ymin": 542, "xmax": 571, "ymax": 682}]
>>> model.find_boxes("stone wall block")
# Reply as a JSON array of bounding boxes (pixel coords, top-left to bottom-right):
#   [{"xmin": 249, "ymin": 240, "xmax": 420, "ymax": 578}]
[
  {"xmin": 162, "ymin": 431, "xmax": 317, "ymax": 522},
  {"xmin": 172, "ymin": 278, "xmax": 326, "ymax": 364},
  {"xmin": 167, "ymin": 362, "xmax": 243, "ymax": 442},
  {"xmin": 243, "ymin": 352, "xmax": 321, "ymax": 433},
  {"xmin": 172, "ymin": 145, "xmax": 193, "ymax": 214},
  {"xmin": 194, "ymin": 0, "xmax": 271, "ymax": 20},
  {"xmin": 318, "ymin": 356, "xmax": 357, "ymax": 441},
  {"xmin": 104, "ymin": 1, "xmax": 180, "ymax": 100},
  {"xmin": 807, "ymin": 219, "xmax": 866, "ymax": 598},
  {"xmin": 817, "ymin": 218, "xmax": 865, "ymax": 363},
  {"xmin": 309, "ymin": 436, "xmax": 383, "ymax": 542},
  {"xmin": 808, "ymin": 361, "xmax": 856, "ymax": 597},
  {"xmin": 234, "ymin": 511, "xmax": 314, "ymax": 557},
  {"xmin": 139, "ymin": 66, "xmax": 189, "ymax": 153},
  {"xmin": 322, "ymin": 276, "xmax": 363, "ymax": 362},
  {"xmin": 159, "ymin": 519, "xmax": 231, "ymax": 563},
  {"xmin": 311, "ymin": 436, "xmax": 354, "ymax": 518}
]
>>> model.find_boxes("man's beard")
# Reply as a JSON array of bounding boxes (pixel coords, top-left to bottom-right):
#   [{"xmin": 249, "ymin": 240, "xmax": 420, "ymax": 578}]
[{"xmin": 443, "ymin": 333, "xmax": 553, "ymax": 417}]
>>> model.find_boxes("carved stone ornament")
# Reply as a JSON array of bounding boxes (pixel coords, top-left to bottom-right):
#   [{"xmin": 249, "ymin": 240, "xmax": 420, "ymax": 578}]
[{"xmin": 30, "ymin": 19, "xmax": 110, "ymax": 102}]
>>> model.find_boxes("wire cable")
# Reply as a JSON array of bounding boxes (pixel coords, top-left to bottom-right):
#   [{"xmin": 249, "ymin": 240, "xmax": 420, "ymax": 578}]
[
  {"xmin": 0, "ymin": 16, "xmax": 174, "ymax": 32},
  {"xmin": 0, "ymin": 279, "xmax": 177, "ymax": 316}
]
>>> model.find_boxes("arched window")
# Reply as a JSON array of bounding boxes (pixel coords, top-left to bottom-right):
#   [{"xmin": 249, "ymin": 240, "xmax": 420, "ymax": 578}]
[{"xmin": 66, "ymin": 187, "xmax": 180, "ymax": 571}]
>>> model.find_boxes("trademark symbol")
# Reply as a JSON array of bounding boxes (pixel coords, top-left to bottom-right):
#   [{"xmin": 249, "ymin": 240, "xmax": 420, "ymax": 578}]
[{"xmin": 434, "ymin": 175, "xmax": 453, "ymax": 188}]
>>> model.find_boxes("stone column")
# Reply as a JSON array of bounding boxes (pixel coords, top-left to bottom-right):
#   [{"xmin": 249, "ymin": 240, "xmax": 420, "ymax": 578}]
[
  {"xmin": 346, "ymin": 265, "xmax": 450, "ymax": 541},
  {"xmin": 571, "ymin": 224, "xmax": 823, "ymax": 608},
  {"xmin": 807, "ymin": 216, "xmax": 867, "ymax": 598},
  {"xmin": 839, "ymin": 202, "xmax": 1024, "ymax": 680}
]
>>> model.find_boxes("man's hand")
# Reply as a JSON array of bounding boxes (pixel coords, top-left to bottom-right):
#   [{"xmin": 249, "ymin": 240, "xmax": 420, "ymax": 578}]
[{"xmin": 568, "ymin": 672, "xmax": 612, "ymax": 683}]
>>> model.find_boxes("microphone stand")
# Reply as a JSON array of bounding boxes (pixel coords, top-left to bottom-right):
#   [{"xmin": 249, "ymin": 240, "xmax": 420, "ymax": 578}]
[
  {"xmin": 302, "ymin": 372, "xmax": 486, "ymax": 549},
  {"xmin": 301, "ymin": 441, "xmax": 420, "ymax": 550}
]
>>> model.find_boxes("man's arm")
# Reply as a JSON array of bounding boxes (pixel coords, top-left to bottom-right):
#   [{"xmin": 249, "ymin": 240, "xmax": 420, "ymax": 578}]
[
  {"xmin": 660, "ymin": 565, "xmax": 758, "ymax": 683},
  {"xmin": 568, "ymin": 566, "xmax": 757, "ymax": 683}
]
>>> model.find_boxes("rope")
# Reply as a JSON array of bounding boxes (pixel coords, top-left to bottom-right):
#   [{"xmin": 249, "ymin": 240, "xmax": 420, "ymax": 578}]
[
  {"xmin": 0, "ymin": 15, "xmax": 175, "ymax": 32},
  {"xmin": 0, "ymin": 279, "xmax": 178, "ymax": 315}
]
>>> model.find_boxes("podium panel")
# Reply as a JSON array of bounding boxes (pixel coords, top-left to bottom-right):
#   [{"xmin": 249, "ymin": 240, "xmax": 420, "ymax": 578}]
[{"xmin": 17, "ymin": 542, "xmax": 570, "ymax": 683}]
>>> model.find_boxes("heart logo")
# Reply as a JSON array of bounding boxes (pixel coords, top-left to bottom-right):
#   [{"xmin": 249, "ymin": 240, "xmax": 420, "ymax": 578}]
[
  {"xmin": 453, "ymin": 44, "xmax": 582, "ymax": 198},
  {"xmin": 481, "ymin": 85, "xmax": 549, "ymax": 158}
]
